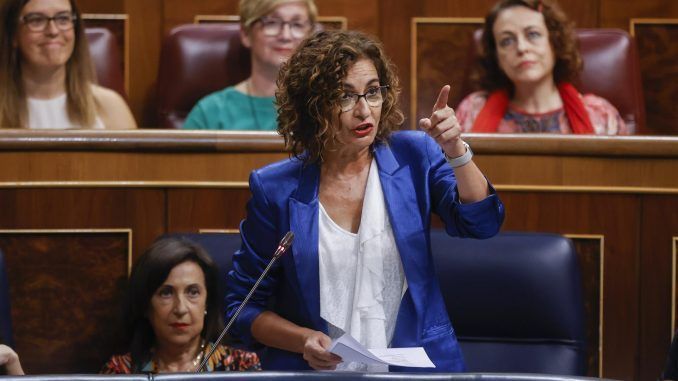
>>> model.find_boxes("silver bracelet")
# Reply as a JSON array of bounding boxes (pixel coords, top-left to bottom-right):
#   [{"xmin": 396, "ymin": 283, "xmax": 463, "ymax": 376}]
[{"xmin": 444, "ymin": 141, "xmax": 473, "ymax": 168}]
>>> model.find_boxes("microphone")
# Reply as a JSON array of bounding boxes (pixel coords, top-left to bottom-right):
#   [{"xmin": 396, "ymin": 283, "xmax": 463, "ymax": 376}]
[{"xmin": 196, "ymin": 231, "xmax": 294, "ymax": 372}]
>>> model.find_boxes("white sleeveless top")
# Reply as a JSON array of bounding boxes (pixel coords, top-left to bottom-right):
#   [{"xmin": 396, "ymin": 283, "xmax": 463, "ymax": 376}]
[
  {"xmin": 318, "ymin": 159, "xmax": 407, "ymax": 372},
  {"xmin": 27, "ymin": 94, "xmax": 104, "ymax": 129}
]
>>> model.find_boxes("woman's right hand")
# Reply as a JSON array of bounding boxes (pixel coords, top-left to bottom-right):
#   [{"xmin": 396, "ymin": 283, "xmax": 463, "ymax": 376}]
[
  {"xmin": 302, "ymin": 331, "xmax": 342, "ymax": 370},
  {"xmin": 0, "ymin": 344, "xmax": 25, "ymax": 375}
]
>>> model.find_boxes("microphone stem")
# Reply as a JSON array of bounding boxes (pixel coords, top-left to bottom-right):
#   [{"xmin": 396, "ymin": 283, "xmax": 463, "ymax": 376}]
[{"xmin": 196, "ymin": 252, "xmax": 282, "ymax": 372}]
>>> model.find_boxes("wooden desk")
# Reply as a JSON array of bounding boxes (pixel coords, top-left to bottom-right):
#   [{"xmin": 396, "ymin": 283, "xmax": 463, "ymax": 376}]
[{"xmin": 0, "ymin": 130, "xmax": 676, "ymax": 380}]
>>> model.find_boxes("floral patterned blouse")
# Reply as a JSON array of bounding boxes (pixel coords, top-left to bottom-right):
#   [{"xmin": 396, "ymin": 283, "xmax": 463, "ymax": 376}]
[
  {"xmin": 101, "ymin": 343, "xmax": 260, "ymax": 374},
  {"xmin": 457, "ymin": 91, "xmax": 628, "ymax": 135}
]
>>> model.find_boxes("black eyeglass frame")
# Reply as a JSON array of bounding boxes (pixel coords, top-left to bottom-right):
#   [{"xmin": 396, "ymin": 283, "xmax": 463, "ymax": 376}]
[
  {"xmin": 339, "ymin": 85, "xmax": 390, "ymax": 113},
  {"xmin": 254, "ymin": 16, "xmax": 313, "ymax": 38},
  {"xmin": 20, "ymin": 12, "xmax": 78, "ymax": 32}
]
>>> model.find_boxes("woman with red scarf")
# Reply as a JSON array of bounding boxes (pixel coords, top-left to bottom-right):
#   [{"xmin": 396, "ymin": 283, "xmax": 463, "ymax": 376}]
[{"xmin": 457, "ymin": 0, "xmax": 627, "ymax": 135}]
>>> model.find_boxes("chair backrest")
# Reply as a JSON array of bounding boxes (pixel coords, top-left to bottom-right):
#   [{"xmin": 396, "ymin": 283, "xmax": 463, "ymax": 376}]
[
  {"xmin": 164, "ymin": 232, "xmax": 241, "ymax": 299},
  {"xmin": 0, "ymin": 248, "xmax": 13, "ymax": 348},
  {"xmin": 155, "ymin": 24, "xmax": 251, "ymax": 129},
  {"xmin": 462, "ymin": 28, "xmax": 645, "ymax": 133},
  {"xmin": 85, "ymin": 27, "xmax": 126, "ymax": 97},
  {"xmin": 162, "ymin": 231, "xmax": 587, "ymax": 376},
  {"xmin": 431, "ymin": 230, "xmax": 587, "ymax": 375}
]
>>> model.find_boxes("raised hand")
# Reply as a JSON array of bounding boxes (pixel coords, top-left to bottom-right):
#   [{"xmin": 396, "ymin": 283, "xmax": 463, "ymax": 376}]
[{"xmin": 418, "ymin": 85, "xmax": 466, "ymax": 158}]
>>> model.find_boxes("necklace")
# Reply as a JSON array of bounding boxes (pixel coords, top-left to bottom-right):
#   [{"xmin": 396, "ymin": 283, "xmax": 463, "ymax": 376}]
[
  {"xmin": 245, "ymin": 79, "xmax": 263, "ymax": 131},
  {"xmin": 192, "ymin": 340, "xmax": 206, "ymax": 369},
  {"xmin": 153, "ymin": 340, "xmax": 206, "ymax": 372}
]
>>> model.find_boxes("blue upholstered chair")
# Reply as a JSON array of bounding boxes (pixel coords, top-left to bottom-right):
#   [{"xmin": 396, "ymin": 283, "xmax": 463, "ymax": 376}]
[
  {"xmin": 164, "ymin": 232, "xmax": 241, "ymax": 300},
  {"xmin": 0, "ymin": 248, "xmax": 13, "ymax": 347},
  {"xmin": 431, "ymin": 230, "xmax": 587, "ymax": 376},
  {"xmin": 167, "ymin": 231, "xmax": 586, "ymax": 376}
]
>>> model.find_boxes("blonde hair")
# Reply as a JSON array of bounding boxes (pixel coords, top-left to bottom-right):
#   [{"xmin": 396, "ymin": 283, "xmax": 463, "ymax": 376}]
[
  {"xmin": 239, "ymin": 0, "xmax": 317, "ymax": 30},
  {"xmin": 0, "ymin": 0, "xmax": 97, "ymax": 128}
]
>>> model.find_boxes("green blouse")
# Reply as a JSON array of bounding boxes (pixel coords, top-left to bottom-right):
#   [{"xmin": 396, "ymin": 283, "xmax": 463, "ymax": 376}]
[{"xmin": 182, "ymin": 86, "xmax": 277, "ymax": 131}]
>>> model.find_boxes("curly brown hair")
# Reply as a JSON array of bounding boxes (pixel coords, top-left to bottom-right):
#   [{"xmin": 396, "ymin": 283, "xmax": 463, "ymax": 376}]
[
  {"xmin": 276, "ymin": 30, "xmax": 404, "ymax": 163},
  {"xmin": 479, "ymin": 0, "xmax": 582, "ymax": 94}
]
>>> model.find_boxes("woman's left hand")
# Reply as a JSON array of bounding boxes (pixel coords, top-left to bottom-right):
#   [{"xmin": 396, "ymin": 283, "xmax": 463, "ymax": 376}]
[{"xmin": 418, "ymin": 85, "xmax": 467, "ymax": 158}]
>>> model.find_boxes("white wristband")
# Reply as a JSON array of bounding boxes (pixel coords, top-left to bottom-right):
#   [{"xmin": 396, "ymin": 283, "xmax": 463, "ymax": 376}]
[{"xmin": 444, "ymin": 141, "xmax": 473, "ymax": 168}]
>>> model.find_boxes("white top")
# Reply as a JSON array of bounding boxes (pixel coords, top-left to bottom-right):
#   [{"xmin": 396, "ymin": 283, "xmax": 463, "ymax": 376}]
[
  {"xmin": 318, "ymin": 159, "xmax": 407, "ymax": 372},
  {"xmin": 27, "ymin": 94, "xmax": 104, "ymax": 129}
]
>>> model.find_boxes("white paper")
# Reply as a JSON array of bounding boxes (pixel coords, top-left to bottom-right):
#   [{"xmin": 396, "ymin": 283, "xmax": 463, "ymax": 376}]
[{"xmin": 328, "ymin": 333, "xmax": 435, "ymax": 368}]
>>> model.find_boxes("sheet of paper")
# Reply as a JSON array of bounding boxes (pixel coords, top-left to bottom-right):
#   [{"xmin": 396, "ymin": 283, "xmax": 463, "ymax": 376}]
[{"xmin": 328, "ymin": 333, "xmax": 435, "ymax": 368}]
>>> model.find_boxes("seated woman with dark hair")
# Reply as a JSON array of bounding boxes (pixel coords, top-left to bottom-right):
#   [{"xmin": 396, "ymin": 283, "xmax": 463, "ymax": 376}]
[
  {"xmin": 457, "ymin": 0, "xmax": 627, "ymax": 134},
  {"xmin": 0, "ymin": 344, "xmax": 24, "ymax": 376},
  {"xmin": 0, "ymin": 0, "xmax": 136, "ymax": 129},
  {"xmin": 102, "ymin": 237, "xmax": 260, "ymax": 374}
]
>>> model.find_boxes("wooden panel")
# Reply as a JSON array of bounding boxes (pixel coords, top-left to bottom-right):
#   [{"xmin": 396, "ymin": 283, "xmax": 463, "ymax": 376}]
[
  {"xmin": 78, "ymin": 0, "xmax": 124, "ymax": 13},
  {"xmin": 164, "ymin": 0, "xmax": 373, "ymax": 34},
  {"xmin": 412, "ymin": 19, "xmax": 483, "ymax": 129},
  {"xmin": 499, "ymin": 192, "xmax": 640, "ymax": 380},
  {"xmin": 314, "ymin": 0, "xmax": 379, "ymax": 35},
  {"xmin": 0, "ymin": 132, "xmax": 675, "ymax": 194},
  {"xmin": 640, "ymin": 195, "xmax": 678, "ymax": 381},
  {"xmin": 0, "ymin": 232, "xmax": 130, "ymax": 374},
  {"xmin": 195, "ymin": 15, "xmax": 347, "ymax": 30},
  {"xmin": 417, "ymin": 0, "xmax": 599, "ymax": 27},
  {"xmin": 0, "ymin": 188, "xmax": 164, "ymax": 262},
  {"xmin": 167, "ymin": 189, "xmax": 250, "ymax": 232},
  {"xmin": 163, "ymin": 0, "xmax": 239, "ymax": 34},
  {"xmin": 569, "ymin": 236, "xmax": 603, "ymax": 378},
  {"xmin": 123, "ymin": 0, "xmax": 163, "ymax": 126},
  {"xmin": 600, "ymin": 0, "xmax": 678, "ymax": 29},
  {"xmin": 631, "ymin": 21, "xmax": 678, "ymax": 136}
]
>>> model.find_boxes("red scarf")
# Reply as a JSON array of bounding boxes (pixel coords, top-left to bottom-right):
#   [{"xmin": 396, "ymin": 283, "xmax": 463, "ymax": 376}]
[{"xmin": 470, "ymin": 82, "xmax": 595, "ymax": 134}]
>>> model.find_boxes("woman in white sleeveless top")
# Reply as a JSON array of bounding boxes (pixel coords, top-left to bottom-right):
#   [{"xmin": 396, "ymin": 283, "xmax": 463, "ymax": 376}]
[{"xmin": 0, "ymin": 0, "xmax": 137, "ymax": 129}]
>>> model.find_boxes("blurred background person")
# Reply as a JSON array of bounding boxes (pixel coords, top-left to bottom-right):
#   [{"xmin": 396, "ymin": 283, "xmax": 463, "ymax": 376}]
[
  {"xmin": 101, "ymin": 237, "xmax": 259, "ymax": 374},
  {"xmin": 183, "ymin": 0, "xmax": 316, "ymax": 130},
  {"xmin": 225, "ymin": 30, "xmax": 504, "ymax": 372},
  {"xmin": 457, "ymin": 0, "xmax": 627, "ymax": 135},
  {"xmin": 0, "ymin": 0, "xmax": 136, "ymax": 129},
  {"xmin": 0, "ymin": 343, "xmax": 24, "ymax": 376}
]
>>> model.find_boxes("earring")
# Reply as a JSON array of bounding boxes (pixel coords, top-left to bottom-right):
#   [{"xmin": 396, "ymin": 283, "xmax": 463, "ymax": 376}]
[{"xmin": 204, "ymin": 310, "xmax": 208, "ymax": 315}]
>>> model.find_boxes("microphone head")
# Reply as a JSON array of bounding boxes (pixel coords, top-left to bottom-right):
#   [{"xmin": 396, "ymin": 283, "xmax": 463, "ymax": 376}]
[
  {"xmin": 273, "ymin": 231, "xmax": 294, "ymax": 258},
  {"xmin": 280, "ymin": 231, "xmax": 294, "ymax": 250}
]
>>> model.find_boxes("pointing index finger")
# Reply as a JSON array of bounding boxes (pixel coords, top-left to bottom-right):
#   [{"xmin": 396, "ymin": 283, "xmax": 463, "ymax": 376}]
[{"xmin": 432, "ymin": 85, "xmax": 451, "ymax": 112}]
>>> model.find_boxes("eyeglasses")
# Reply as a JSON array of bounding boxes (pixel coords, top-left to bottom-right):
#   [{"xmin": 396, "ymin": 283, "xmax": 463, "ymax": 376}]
[
  {"xmin": 21, "ymin": 12, "xmax": 77, "ymax": 32},
  {"xmin": 339, "ymin": 85, "xmax": 389, "ymax": 112},
  {"xmin": 256, "ymin": 17, "xmax": 312, "ymax": 39}
]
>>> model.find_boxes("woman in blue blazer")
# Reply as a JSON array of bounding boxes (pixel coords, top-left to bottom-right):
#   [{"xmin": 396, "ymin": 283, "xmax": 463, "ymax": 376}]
[{"xmin": 225, "ymin": 30, "xmax": 505, "ymax": 372}]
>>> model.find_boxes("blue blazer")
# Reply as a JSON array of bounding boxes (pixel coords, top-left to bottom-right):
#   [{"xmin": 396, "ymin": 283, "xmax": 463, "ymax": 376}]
[{"xmin": 225, "ymin": 131, "xmax": 505, "ymax": 372}]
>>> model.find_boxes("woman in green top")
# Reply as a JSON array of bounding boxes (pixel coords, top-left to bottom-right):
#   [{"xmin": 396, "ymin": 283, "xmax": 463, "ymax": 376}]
[{"xmin": 183, "ymin": 0, "xmax": 317, "ymax": 130}]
